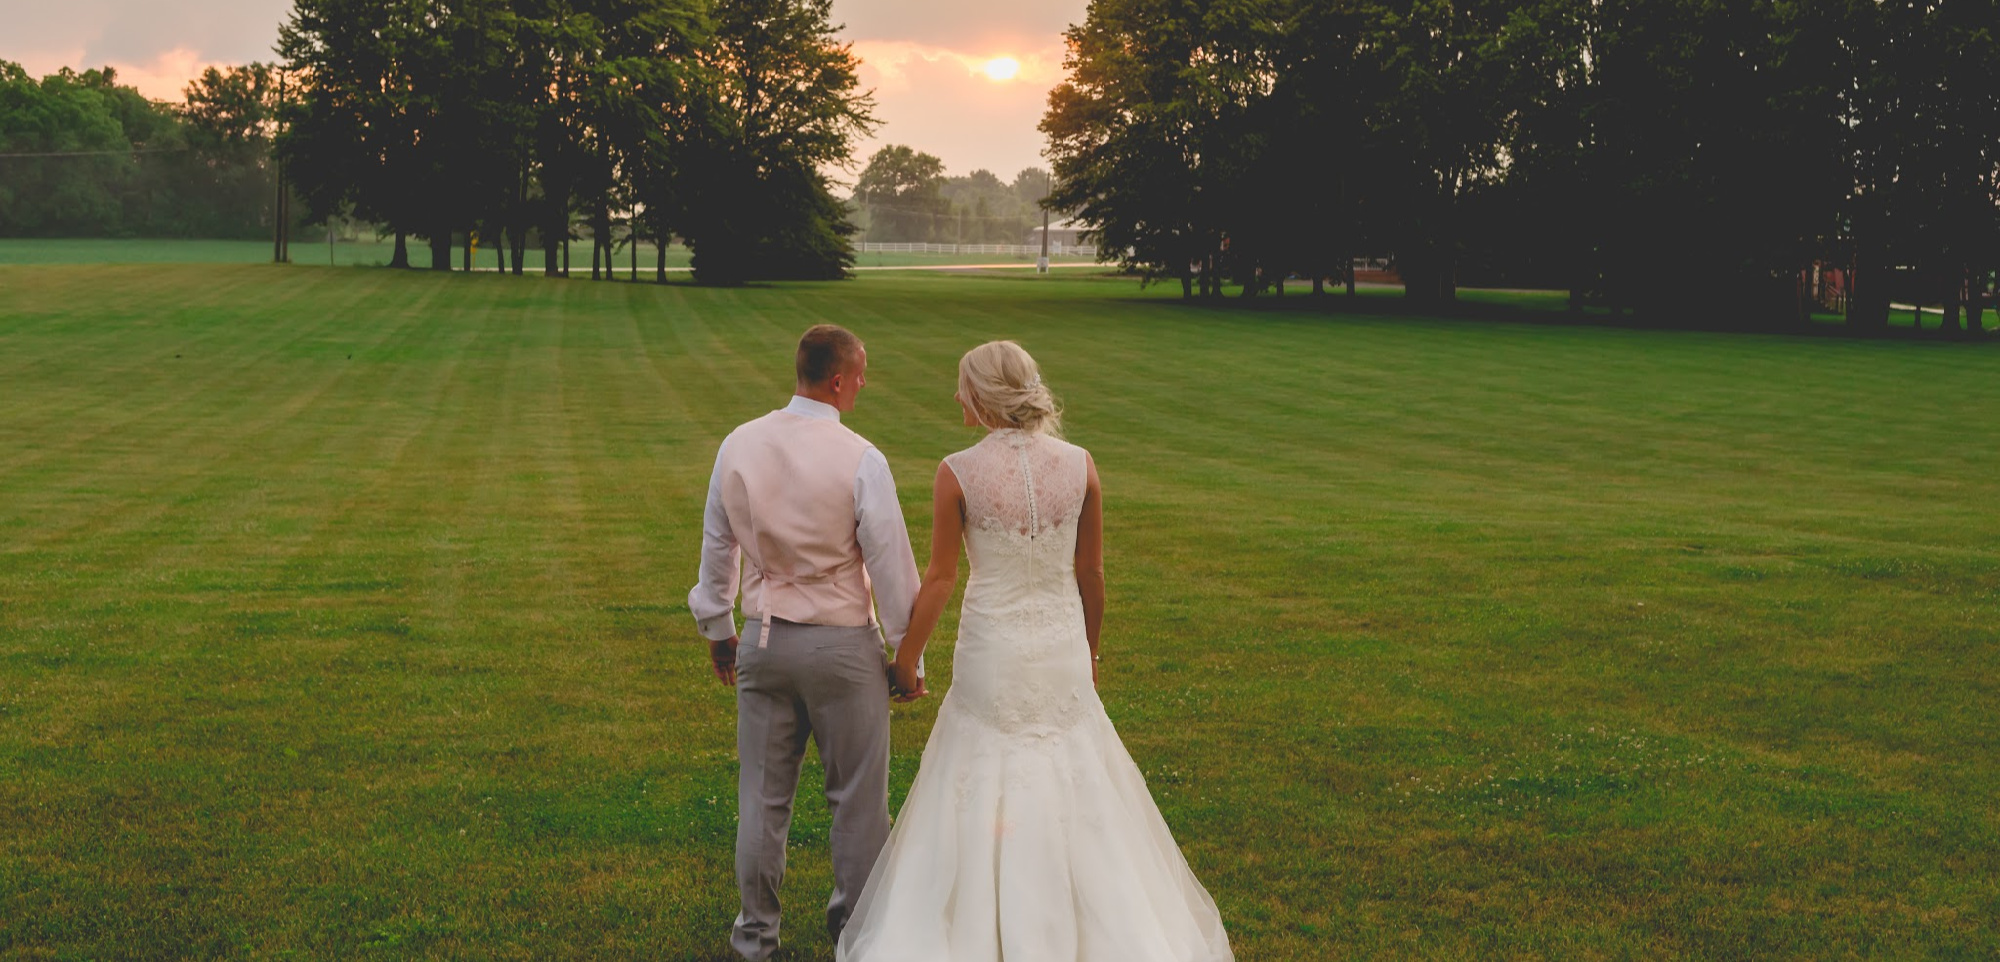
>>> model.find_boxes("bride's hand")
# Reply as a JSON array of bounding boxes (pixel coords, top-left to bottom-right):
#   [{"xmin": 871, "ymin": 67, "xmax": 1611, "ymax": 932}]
[{"xmin": 892, "ymin": 658, "xmax": 926, "ymax": 702}]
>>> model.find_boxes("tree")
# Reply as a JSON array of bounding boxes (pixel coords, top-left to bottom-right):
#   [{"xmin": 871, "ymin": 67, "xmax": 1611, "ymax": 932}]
[
  {"xmin": 680, "ymin": 0, "xmax": 874, "ymax": 283},
  {"xmin": 179, "ymin": 64, "xmax": 283, "ymax": 239},
  {"xmin": 1262, "ymin": 0, "xmax": 1373, "ymax": 297},
  {"xmin": 280, "ymin": 0, "xmax": 708, "ymax": 276},
  {"xmin": 0, "ymin": 61, "xmax": 305, "ymax": 239},
  {"xmin": 279, "ymin": 0, "xmax": 424, "ymax": 266},
  {"xmin": 0, "ymin": 63, "xmax": 136, "ymax": 236},
  {"xmin": 853, "ymin": 144, "xmax": 949, "ymax": 241},
  {"xmin": 1042, "ymin": 0, "xmax": 1219, "ymax": 297},
  {"xmin": 1844, "ymin": 0, "xmax": 2000, "ymax": 333},
  {"xmin": 1357, "ymin": 0, "xmax": 1531, "ymax": 305},
  {"xmin": 1043, "ymin": 0, "xmax": 1995, "ymax": 330},
  {"xmin": 616, "ymin": 0, "xmax": 712, "ymax": 282},
  {"xmin": 1012, "ymin": 167, "xmax": 1052, "ymax": 210}
]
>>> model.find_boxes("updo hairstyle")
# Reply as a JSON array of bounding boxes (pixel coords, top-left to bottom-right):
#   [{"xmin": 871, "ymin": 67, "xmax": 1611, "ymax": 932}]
[{"xmin": 957, "ymin": 340, "xmax": 1062, "ymax": 436}]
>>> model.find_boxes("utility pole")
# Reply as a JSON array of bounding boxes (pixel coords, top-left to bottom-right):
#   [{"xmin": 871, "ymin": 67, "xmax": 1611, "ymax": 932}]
[
  {"xmin": 1037, "ymin": 203, "xmax": 1050, "ymax": 274},
  {"xmin": 273, "ymin": 68, "xmax": 289, "ymax": 263}
]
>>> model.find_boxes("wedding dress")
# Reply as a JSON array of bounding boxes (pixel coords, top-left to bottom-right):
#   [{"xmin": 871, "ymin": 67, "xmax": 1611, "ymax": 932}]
[{"xmin": 836, "ymin": 429, "xmax": 1233, "ymax": 962}]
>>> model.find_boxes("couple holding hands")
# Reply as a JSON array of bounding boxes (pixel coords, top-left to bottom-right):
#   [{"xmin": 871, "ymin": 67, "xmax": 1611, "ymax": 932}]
[{"xmin": 690, "ymin": 325, "xmax": 1231, "ymax": 961}]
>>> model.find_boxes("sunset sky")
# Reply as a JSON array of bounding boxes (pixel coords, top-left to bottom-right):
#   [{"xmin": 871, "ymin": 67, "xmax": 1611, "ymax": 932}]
[{"xmin": 6, "ymin": 0, "xmax": 1085, "ymax": 183}]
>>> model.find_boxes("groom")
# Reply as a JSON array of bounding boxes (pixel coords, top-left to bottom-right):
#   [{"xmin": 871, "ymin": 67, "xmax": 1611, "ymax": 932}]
[{"xmin": 688, "ymin": 323, "xmax": 924, "ymax": 960}]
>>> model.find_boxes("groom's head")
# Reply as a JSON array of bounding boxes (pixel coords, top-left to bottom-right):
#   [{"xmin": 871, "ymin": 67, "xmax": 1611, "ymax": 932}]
[{"xmin": 796, "ymin": 324, "xmax": 868, "ymax": 413}]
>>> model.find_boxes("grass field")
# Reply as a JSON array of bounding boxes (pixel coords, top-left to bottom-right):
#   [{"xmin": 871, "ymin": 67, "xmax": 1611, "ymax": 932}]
[
  {"xmin": 1, "ymin": 263, "xmax": 1996, "ymax": 959},
  {"xmin": 0, "ymin": 238, "xmax": 1100, "ymax": 271}
]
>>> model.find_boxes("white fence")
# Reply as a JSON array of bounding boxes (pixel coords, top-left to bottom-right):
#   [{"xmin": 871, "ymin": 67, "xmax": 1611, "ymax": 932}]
[{"xmin": 858, "ymin": 241, "xmax": 1098, "ymax": 258}]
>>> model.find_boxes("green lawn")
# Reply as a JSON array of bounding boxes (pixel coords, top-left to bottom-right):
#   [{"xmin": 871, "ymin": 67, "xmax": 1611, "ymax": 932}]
[
  {"xmin": 1, "ymin": 264, "xmax": 1995, "ymax": 959},
  {"xmin": 0, "ymin": 238, "xmax": 1099, "ymax": 271}
]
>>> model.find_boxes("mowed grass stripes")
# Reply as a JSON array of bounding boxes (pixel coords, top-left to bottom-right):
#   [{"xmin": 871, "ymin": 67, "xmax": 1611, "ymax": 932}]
[{"xmin": 0, "ymin": 264, "xmax": 1996, "ymax": 959}]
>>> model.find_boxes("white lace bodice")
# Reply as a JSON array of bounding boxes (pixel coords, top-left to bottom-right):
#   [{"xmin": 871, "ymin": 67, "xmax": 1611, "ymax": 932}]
[
  {"xmin": 947, "ymin": 427, "xmax": 1088, "ymax": 538},
  {"xmin": 940, "ymin": 429, "xmax": 1095, "ymax": 738}
]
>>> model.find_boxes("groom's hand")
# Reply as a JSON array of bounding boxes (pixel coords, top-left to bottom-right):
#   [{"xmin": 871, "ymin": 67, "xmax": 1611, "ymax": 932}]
[
  {"xmin": 890, "ymin": 659, "xmax": 926, "ymax": 703},
  {"xmin": 709, "ymin": 635, "xmax": 739, "ymax": 687}
]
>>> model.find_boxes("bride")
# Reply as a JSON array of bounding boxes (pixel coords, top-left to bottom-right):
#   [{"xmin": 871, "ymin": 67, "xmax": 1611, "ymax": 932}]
[{"xmin": 836, "ymin": 341, "xmax": 1232, "ymax": 961}]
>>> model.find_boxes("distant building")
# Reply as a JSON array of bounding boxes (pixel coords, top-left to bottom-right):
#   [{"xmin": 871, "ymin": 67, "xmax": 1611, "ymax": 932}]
[{"xmin": 1025, "ymin": 219, "xmax": 1089, "ymax": 250}]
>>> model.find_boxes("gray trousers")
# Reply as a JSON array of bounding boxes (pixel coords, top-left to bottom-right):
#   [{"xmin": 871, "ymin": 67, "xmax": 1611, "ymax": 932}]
[{"xmin": 732, "ymin": 619, "xmax": 892, "ymax": 961}]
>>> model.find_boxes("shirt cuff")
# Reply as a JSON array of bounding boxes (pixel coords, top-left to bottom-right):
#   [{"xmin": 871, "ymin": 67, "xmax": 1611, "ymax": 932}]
[{"xmin": 696, "ymin": 612, "xmax": 739, "ymax": 642}]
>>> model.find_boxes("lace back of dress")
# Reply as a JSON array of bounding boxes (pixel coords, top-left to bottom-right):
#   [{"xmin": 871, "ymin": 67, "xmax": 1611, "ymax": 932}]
[{"xmin": 946, "ymin": 430, "xmax": 1087, "ymax": 549}]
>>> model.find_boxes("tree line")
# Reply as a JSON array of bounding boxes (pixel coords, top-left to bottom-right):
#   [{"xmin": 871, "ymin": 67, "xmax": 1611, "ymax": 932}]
[
  {"xmin": 0, "ymin": 62, "xmax": 299, "ymax": 239},
  {"xmin": 1042, "ymin": 0, "xmax": 2000, "ymax": 332},
  {"xmin": 277, "ymin": 0, "xmax": 871, "ymax": 284},
  {"xmin": 849, "ymin": 145, "xmax": 1057, "ymax": 245}
]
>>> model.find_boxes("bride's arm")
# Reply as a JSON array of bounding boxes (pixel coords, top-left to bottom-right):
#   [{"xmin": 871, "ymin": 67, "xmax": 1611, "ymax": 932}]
[
  {"xmin": 1076, "ymin": 455, "xmax": 1105, "ymax": 678},
  {"xmin": 893, "ymin": 461, "xmax": 966, "ymax": 693}
]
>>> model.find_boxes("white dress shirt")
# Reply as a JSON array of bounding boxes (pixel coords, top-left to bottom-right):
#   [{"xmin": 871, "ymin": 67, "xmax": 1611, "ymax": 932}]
[{"xmin": 689, "ymin": 396, "xmax": 922, "ymax": 672}]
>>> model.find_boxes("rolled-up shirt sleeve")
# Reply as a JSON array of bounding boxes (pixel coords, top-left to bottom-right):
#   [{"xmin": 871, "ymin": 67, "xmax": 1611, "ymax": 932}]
[
  {"xmin": 688, "ymin": 439, "xmax": 741, "ymax": 642},
  {"xmin": 854, "ymin": 446, "xmax": 921, "ymax": 673}
]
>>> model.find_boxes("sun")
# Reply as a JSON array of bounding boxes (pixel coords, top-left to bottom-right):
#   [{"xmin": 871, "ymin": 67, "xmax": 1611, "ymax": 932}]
[{"xmin": 981, "ymin": 57, "xmax": 1021, "ymax": 82}]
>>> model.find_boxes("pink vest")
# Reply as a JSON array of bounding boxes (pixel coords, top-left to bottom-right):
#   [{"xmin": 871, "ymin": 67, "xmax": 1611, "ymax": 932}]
[{"xmin": 716, "ymin": 410, "xmax": 876, "ymax": 636}]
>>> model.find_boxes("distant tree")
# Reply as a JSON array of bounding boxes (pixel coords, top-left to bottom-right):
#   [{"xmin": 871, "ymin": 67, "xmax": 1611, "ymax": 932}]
[
  {"xmin": 0, "ymin": 61, "xmax": 305, "ymax": 239},
  {"xmin": 0, "ymin": 63, "xmax": 136, "ymax": 235},
  {"xmin": 1011, "ymin": 166, "xmax": 1052, "ymax": 210},
  {"xmin": 939, "ymin": 168, "xmax": 1006, "ymax": 242},
  {"xmin": 853, "ymin": 144, "xmax": 949, "ymax": 242}
]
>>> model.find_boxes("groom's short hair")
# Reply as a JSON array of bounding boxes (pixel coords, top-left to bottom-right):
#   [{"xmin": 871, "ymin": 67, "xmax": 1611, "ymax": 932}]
[{"xmin": 797, "ymin": 324, "xmax": 864, "ymax": 386}]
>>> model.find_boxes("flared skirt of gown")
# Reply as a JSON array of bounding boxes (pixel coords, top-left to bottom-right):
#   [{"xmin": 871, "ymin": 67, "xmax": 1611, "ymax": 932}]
[{"xmin": 835, "ymin": 674, "xmax": 1233, "ymax": 962}]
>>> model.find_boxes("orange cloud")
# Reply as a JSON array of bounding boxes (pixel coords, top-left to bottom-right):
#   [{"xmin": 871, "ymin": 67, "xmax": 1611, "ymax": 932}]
[
  {"xmin": 851, "ymin": 39, "xmax": 1062, "ymax": 90},
  {"xmin": 107, "ymin": 47, "xmax": 221, "ymax": 101}
]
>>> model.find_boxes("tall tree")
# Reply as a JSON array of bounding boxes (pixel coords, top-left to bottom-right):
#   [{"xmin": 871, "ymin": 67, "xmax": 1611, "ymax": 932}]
[
  {"xmin": 1359, "ymin": 0, "xmax": 1530, "ymax": 305},
  {"xmin": 178, "ymin": 64, "xmax": 284, "ymax": 239},
  {"xmin": 280, "ymin": 0, "xmax": 424, "ymax": 266},
  {"xmin": 1043, "ymin": 0, "xmax": 1216, "ymax": 297},
  {"xmin": 680, "ymin": 0, "xmax": 874, "ymax": 283}
]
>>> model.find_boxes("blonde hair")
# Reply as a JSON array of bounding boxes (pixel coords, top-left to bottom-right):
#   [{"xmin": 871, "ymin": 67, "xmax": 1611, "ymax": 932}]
[{"xmin": 958, "ymin": 340, "xmax": 1062, "ymax": 436}]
